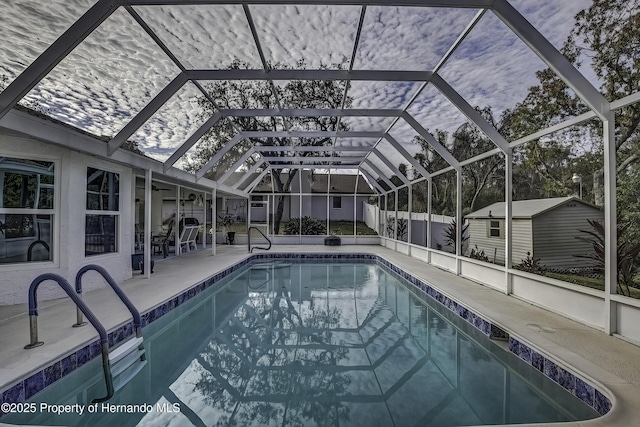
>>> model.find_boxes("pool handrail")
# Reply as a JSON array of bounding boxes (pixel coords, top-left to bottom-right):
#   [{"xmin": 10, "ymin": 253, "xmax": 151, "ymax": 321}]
[
  {"xmin": 75, "ymin": 264, "xmax": 143, "ymax": 338},
  {"xmin": 26, "ymin": 240, "xmax": 50, "ymax": 261},
  {"xmin": 248, "ymin": 267, "xmax": 270, "ymax": 290},
  {"xmin": 248, "ymin": 226, "xmax": 272, "ymax": 253},
  {"xmin": 24, "ymin": 273, "xmax": 115, "ymax": 403}
]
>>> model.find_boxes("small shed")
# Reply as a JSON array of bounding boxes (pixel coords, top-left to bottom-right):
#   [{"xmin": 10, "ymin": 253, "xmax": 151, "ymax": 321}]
[{"xmin": 465, "ymin": 197, "xmax": 604, "ymax": 268}]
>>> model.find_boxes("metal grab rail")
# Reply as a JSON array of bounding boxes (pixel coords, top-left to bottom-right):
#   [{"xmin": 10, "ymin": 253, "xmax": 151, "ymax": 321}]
[
  {"xmin": 27, "ymin": 240, "xmax": 50, "ymax": 261},
  {"xmin": 27, "ymin": 223, "xmax": 50, "ymax": 261},
  {"xmin": 74, "ymin": 264, "xmax": 143, "ymax": 339},
  {"xmin": 247, "ymin": 226, "xmax": 272, "ymax": 253},
  {"xmin": 24, "ymin": 273, "xmax": 114, "ymax": 403},
  {"xmin": 248, "ymin": 267, "xmax": 271, "ymax": 290}
]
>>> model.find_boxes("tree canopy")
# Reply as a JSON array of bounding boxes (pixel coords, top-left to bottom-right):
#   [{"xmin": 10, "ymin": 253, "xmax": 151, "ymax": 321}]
[
  {"xmin": 411, "ymin": 0, "xmax": 639, "ymax": 224},
  {"xmin": 413, "ymin": 108, "xmax": 506, "ymax": 216},
  {"xmin": 183, "ymin": 1, "xmax": 639, "ymax": 243},
  {"xmin": 511, "ymin": 0, "xmax": 640, "ymax": 203},
  {"xmin": 186, "ymin": 59, "xmax": 350, "ymax": 233}
]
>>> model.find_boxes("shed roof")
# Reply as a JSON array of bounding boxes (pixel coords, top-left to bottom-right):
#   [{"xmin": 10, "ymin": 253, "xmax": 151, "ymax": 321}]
[{"xmin": 465, "ymin": 197, "xmax": 601, "ymax": 220}]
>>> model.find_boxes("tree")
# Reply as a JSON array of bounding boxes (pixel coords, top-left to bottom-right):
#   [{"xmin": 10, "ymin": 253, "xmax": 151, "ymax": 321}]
[
  {"xmin": 185, "ymin": 59, "xmax": 350, "ymax": 233},
  {"xmin": 385, "ymin": 216, "xmax": 408, "ymax": 240},
  {"xmin": 413, "ymin": 107, "xmax": 506, "ymax": 215},
  {"xmin": 394, "ymin": 163, "xmax": 410, "ymax": 211},
  {"xmin": 617, "ymin": 163, "xmax": 640, "ymax": 243},
  {"xmin": 456, "ymin": 108, "xmax": 505, "ymax": 211},
  {"xmin": 576, "ymin": 219, "xmax": 640, "ymax": 296},
  {"xmin": 414, "ymin": 130, "xmax": 457, "ymax": 216},
  {"xmin": 380, "ymin": 163, "xmax": 410, "ymax": 211},
  {"xmin": 510, "ymin": 0, "xmax": 640, "ymax": 206},
  {"xmin": 443, "ymin": 218, "xmax": 469, "ymax": 254},
  {"xmin": 511, "ymin": 137, "xmax": 575, "ymax": 200}
]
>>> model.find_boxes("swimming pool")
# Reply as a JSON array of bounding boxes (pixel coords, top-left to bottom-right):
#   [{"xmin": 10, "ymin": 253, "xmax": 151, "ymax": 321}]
[{"xmin": 3, "ymin": 257, "xmax": 600, "ymax": 426}]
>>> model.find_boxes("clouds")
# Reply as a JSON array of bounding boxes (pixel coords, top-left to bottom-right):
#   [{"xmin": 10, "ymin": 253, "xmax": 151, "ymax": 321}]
[
  {"xmin": 0, "ymin": 1, "xmax": 599, "ymax": 169},
  {"xmin": 438, "ymin": 11, "xmax": 552, "ymax": 122},
  {"xmin": 131, "ymin": 82, "xmax": 206, "ymax": 162},
  {"xmin": 133, "ymin": 5, "xmax": 262, "ymax": 69},
  {"xmin": 0, "ymin": 0, "xmax": 96, "ymax": 82},
  {"xmin": 510, "ymin": 0, "xmax": 591, "ymax": 49},
  {"xmin": 251, "ymin": 5, "xmax": 361, "ymax": 67},
  {"xmin": 353, "ymin": 6, "xmax": 479, "ymax": 71},
  {"xmin": 349, "ymin": 81, "xmax": 423, "ymax": 110},
  {"xmin": 13, "ymin": 7, "xmax": 180, "ymax": 145}
]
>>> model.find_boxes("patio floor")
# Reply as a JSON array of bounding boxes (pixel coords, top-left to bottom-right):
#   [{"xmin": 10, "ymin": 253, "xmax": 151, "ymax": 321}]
[{"xmin": 1, "ymin": 244, "xmax": 640, "ymax": 426}]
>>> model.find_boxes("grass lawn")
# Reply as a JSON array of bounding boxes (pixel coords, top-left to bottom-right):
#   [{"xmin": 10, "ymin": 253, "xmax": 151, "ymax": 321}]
[
  {"xmin": 328, "ymin": 220, "xmax": 377, "ymax": 236},
  {"xmin": 545, "ymin": 272, "xmax": 640, "ymax": 299},
  {"xmin": 219, "ymin": 220, "xmax": 377, "ymax": 235}
]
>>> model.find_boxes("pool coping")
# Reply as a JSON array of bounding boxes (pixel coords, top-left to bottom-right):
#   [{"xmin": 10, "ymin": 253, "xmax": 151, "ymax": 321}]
[{"xmin": 0, "ymin": 252, "xmax": 616, "ymax": 424}]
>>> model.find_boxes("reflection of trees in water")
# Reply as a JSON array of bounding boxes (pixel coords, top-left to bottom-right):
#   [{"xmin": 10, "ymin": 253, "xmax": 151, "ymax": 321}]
[{"xmin": 193, "ymin": 272, "xmax": 352, "ymax": 426}]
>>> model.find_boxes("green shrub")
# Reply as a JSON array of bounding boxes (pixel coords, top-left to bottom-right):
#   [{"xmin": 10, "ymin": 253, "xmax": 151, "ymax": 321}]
[
  {"xmin": 283, "ymin": 216, "xmax": 326, "ymax": 235},
  {"xmin": 469, "ymin": 245, "xmax": 490, "ymax": 262},
  {"xmin": 515, "ymin": 252, "xmax": 546, "ymax": 275},
  {"xmin": 443, "ymin": 219, "xmax": 469, "ymax": 254},
  {"xmin": 385, "ymin": 216, "xmax": 408, "ymax": 240},
  {"xmin": 576, "ymin": 219, "xmax": 640, "ymax": 297}
]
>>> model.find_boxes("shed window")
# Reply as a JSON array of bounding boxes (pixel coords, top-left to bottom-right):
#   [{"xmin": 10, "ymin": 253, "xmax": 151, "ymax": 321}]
[
  {"xmin": 488, "ymin": 220, "xmax": 502, "ymax": 238},
  {"xmin": 332, "ymin": 196, "xmax": 342, "ymax": 209}
]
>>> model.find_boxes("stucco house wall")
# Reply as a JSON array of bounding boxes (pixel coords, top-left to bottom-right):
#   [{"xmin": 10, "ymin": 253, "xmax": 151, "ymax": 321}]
[{"xmin": 0, "ymin": 130, "xmax": 134, "ymax": 305}]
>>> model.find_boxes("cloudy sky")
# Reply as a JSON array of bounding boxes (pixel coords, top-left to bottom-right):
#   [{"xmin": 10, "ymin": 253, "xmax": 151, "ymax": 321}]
[{"xmin": 0, "ymin": 0, "xmax": 595, "ymax": 176}]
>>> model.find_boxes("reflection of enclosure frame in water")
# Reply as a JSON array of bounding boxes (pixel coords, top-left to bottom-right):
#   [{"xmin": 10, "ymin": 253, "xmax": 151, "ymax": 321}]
[{"xmin": 2, "ymin": 260, "xmax": 598, "ymax": 426}]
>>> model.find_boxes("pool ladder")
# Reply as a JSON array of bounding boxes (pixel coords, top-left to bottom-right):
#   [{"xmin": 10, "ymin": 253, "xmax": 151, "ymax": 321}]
[
  {"xmin": 24, "ymin": 265, "xmax": 147, "ymax": 403},
  {"xmin": 247, "ymin": 226, "xmax": 272, "ymax": 253}
]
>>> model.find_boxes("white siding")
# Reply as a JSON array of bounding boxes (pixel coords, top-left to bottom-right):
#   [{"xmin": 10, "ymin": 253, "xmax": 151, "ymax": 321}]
[
  {"xmin": 511, "ymin": 220, "xmax": 533, "ymax": 265},
  {"xmin": 532, "ymin": 202, "xmax": 604, "ymax": 268},
  {"xmin": 245, "ymin": 194, "xmax": 370, "ymax": 224},
  {"xmin": 467, "ymin": 218, "xmax": 532, "ymax": 266}
]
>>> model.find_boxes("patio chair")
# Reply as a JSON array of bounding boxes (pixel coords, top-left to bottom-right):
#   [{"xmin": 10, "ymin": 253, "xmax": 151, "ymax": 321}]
[
  {"xmin": 151, "ymin": 221, "xmax": 173, "ymax": 258},
  {"xmin": 177, "ymin": 225, "xmax": 199, "ymax": 254}
]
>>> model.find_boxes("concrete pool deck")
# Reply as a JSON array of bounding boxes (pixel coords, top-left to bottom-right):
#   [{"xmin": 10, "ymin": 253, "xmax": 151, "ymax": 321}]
[{"xmin": 1, "ymin": 244, "xmax": 640, "ymax": 426}]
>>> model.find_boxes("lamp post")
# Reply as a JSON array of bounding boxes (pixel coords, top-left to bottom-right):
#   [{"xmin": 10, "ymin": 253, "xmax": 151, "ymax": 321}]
[{"xmin": 572, "ymin": 173, "xmax": 582, "ymax": 199}]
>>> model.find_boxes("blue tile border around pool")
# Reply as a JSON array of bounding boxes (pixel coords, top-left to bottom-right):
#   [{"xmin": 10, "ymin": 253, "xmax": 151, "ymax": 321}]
[
  {"xmin": 0, "ymin": 252, "xmax": 612, "ymax": 419},
  {"xmin": 375, "ymin": 256, "xmax": 612, "ymax": 416}
]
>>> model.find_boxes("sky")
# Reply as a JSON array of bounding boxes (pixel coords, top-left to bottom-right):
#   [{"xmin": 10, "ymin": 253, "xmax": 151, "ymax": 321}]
[{"xmin": 0, "ymin": 0, "xmax": 596, "ymax": 177}]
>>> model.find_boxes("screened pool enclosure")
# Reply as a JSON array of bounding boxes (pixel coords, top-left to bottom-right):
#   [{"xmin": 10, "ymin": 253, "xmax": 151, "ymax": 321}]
[{"xmin": 1, "ymin": 0, "xmax": 640, "ymax": 342}]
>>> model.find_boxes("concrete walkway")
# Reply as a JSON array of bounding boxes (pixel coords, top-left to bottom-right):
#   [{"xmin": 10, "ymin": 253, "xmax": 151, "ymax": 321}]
[{"xmin": 1, "ymin": 245, "xmax": 640, "ymax": 426}]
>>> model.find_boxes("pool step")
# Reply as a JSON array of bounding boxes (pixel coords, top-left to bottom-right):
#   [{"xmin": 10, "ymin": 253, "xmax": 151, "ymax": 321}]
[{"xmin": 109, "ymin": 336, "xmax": 147, "ymax": 392}]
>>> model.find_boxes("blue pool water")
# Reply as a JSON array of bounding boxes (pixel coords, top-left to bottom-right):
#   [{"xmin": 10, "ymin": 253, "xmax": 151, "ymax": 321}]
[{"xmin": 4, "ymin": 260, "xmax": 598, "ymax": 426}]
